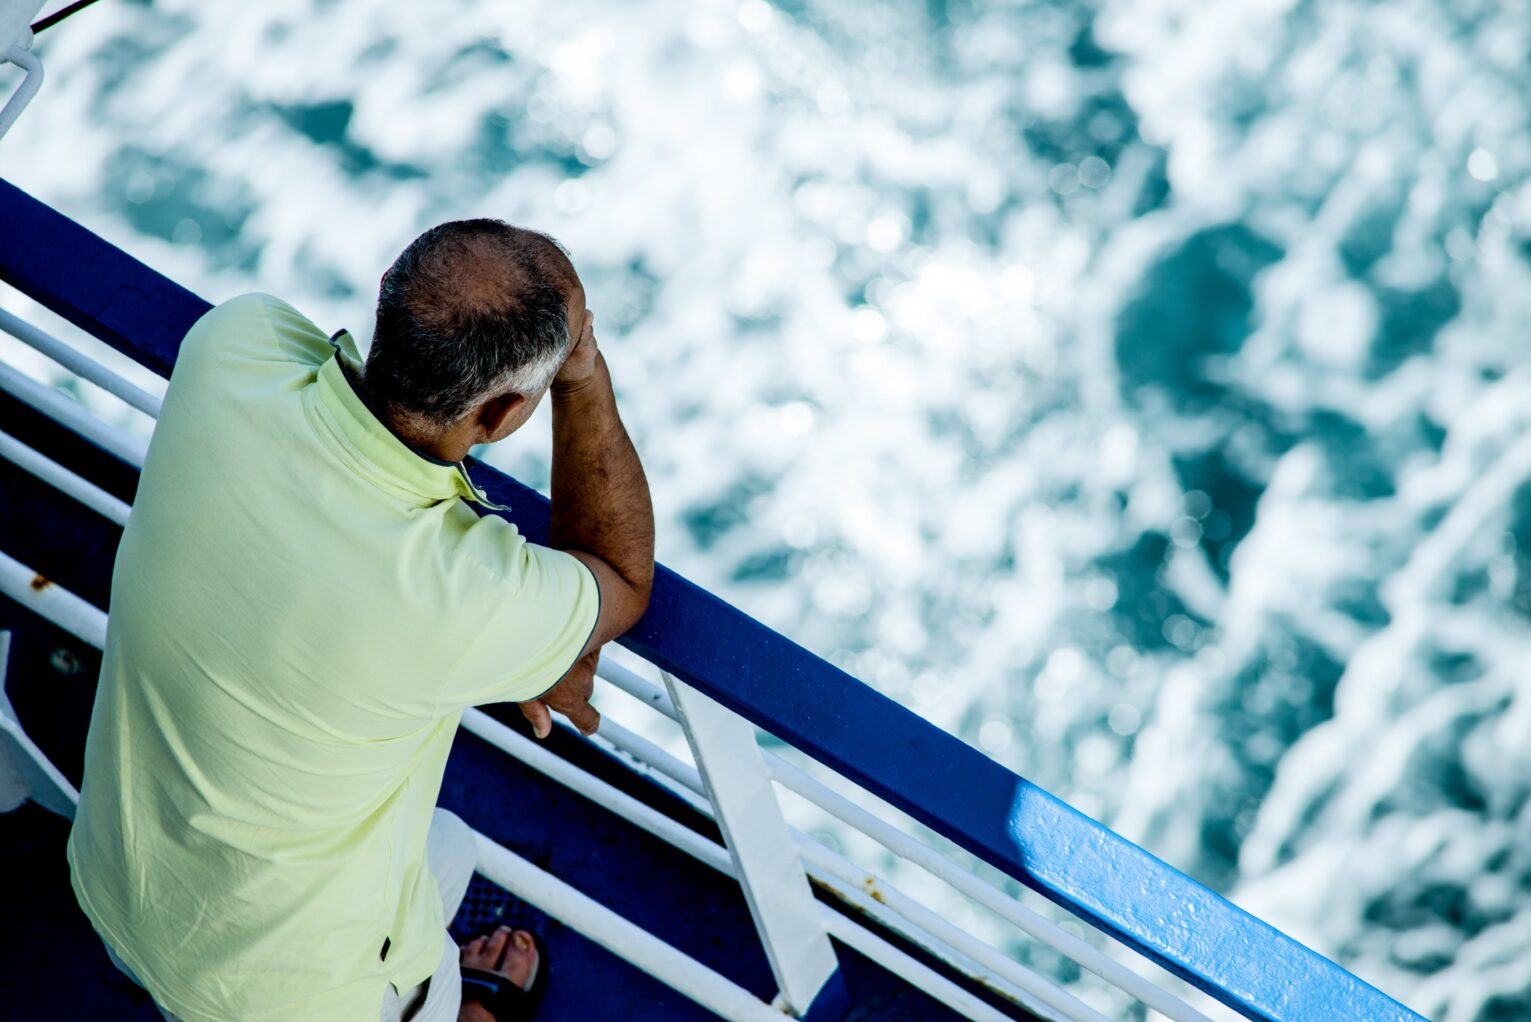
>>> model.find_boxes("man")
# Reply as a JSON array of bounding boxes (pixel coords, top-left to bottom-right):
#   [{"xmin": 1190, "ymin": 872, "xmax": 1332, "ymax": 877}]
[{"xmin": 66, "ymin": 218, "xmax": 655, "ymax": 1022}]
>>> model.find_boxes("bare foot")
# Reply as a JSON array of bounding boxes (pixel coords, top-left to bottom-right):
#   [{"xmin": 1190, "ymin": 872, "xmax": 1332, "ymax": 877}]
[{"xmin": 456, "ymin": 925, "xmax": 541, "ymax": 1022}]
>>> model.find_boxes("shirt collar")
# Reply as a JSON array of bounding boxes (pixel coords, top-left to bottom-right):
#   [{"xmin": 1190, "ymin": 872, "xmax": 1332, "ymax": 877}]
[{"xmin": 312, "ymin": 330, "xmax": 481, "ymax": 508}]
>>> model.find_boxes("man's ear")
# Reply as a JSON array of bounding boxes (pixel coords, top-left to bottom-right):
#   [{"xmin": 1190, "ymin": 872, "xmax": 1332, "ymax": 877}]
[{"xmin": 477, "ymin": 390, "xmax": 527, "ymax": 442}]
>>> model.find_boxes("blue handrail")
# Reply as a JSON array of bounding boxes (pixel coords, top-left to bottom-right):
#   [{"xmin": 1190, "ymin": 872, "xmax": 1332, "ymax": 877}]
[{"xmin": 0, "ymin": 177, "xmax": 1425, "ymax": 1022}]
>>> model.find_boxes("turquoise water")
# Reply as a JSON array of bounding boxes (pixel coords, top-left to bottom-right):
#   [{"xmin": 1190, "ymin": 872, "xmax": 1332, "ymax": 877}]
[{"xmin": 7, "ymin": 1, "xmax": 1530, "ymax": 1017}]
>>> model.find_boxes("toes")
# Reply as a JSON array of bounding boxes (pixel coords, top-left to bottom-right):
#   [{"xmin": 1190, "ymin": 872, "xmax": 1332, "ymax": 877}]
[
  {"xmin": 459, "ymin": 926, "xmax": 539, "ymax": 985},
  {"xmin": 484, "ymin": 926, "xmax": 513, "ymax": 970},
  {"xmin": 500, "ymin": 930, "xmax": 540, "ymax": 989}
]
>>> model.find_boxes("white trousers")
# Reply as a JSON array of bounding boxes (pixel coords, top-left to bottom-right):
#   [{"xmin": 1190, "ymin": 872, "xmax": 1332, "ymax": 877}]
[{"xmin": 102, "ymin": 807, "xmax": 478, "ymax": 1022}]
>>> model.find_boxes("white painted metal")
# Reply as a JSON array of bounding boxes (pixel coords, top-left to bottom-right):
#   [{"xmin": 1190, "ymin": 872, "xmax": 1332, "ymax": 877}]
[
  {"xmin": 0, "ymin": 548, "xmax": 108, "ymax": 649},
  {"xmin": 581, "ymin": 716, "xmax": 1093, "ymax": 1018},
  {"xmin": 587, "ymin": 718, "xmax": 713, "ymax": 816},
  {"xmin": 0, "ymin": 1, "xmax": 44, "ymax": 40},
  {"xmin": 0, "ymin": 308, "xmax": 164, "ymax": 418},
  {"xmin": 664, "ymin": 670, "xmax": 842, "ymax": 1019},
  {"xmin": 0, "ymin": 527, "xmax": 1143, "ymax": 1022},
  {"xmin": 460, "ymin": 708, "xmax": 733, "ymax": 873},
  {"xmin": 594, "ymin": 669, "xmax": 1210, "ymax": 1022},
  {"xmin": 7, "ymin": 337, "xmax": 1212, "ymax": 1021},
  {"xmin": 0, "ymin": 358, "xmax": 148, "ymax": 466},
  {"xmin": 0, "ymin": 427, "xmax": 131, "ymax": 525},
  {"xmin": 592, "ymin": 715, "xmax": 703, "ymax": 789},
  {"xmin": 0, "ymin": 516, "xmax": 1069, "ymax": 1019},
  {"xmin": 0, "ymin": 631, "xmax": 81, "ymax": 819},
  {"xmin": 0, "ymin": 631, "xmax": 23, "ymax": 811},
  {"xmin": 768, "ymin": 755, "xmax": 1212, "ymax": 1022},
  {"xmin": 818, "ymin": 907, "xmax": 1017, "ymax": 1022},
  {"xmin": 471, "ymin": 829, "xmax": 791, "ymax": 1022},
  {"xmin": 471, "ymin": 708, "xmax": 1098, "ymax": 1022},
  {"xmin": 568, "ymin": 716, "xmax": 1118, "ymax": 1020},
  {"xmin": 0, "ymin": 565, "xmax": 1028, "ymax": 1022},
  {"xmin": 465, "ymin": 708, "xmax": 1045, "ymax": 1022},
  {"xmin": 799, "ymin": 842, "xmax": 1107, "ymax": 1022},
  {"xmin": 0, "ymin": 40, "xmax": 40, "ymax": 124},
  {"xmin": 474, "ymin": 705, "xmax": 1043, "ymax": 1022},
  {"xmin": 0, "ymin": 365, "xmax": 1071, "ymax": 1016},
  {"xmin": 0, "ymin": 0, "xmax": 43, "ymax": 137},
  {"xmin": 600, "ymin": 657, "xmax": 677, "ymax": 718},
  {"xmin": 807, "ymin": 872, "xmax": 1085, "ymax": 1022},
  {"xmin": 0, "ymin": 549, "xmax": 785, "ymax": 1020}
]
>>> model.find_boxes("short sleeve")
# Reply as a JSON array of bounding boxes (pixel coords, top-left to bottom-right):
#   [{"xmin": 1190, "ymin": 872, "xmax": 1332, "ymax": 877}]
[
  {"xmin": 438, "ymin": 533, "xmax": 602, "ymax": 710},
  {"xmin": 173, "ymin": 293, "xmax": 338, "ymax": 401}
]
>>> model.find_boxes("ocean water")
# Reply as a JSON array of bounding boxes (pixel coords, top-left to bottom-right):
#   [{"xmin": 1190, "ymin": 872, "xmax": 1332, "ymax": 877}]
[{"xmin": 5, "ymin": 1, "xmax": 1530, "ymax": 1018}]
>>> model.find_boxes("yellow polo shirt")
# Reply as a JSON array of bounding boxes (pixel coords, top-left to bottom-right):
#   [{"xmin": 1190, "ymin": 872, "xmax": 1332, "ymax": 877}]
[{"xmin": 66, "ymin": 293, "xmax": 599, "ymax": 1021}]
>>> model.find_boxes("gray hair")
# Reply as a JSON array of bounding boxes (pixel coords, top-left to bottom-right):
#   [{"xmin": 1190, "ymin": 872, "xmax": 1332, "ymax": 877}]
[{"xmin": 365, "ymin": 218, "xmax": 578, "ymax": 426}]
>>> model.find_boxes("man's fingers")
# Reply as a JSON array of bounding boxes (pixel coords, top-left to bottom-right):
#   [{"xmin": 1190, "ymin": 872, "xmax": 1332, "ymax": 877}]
[
  {"xmin": 518, "ymin": 699, "xmax": 553, "ymax": 740},
  {"xmin": 566, "ymin": 700, "xmax": 601, "ymax": 737}
]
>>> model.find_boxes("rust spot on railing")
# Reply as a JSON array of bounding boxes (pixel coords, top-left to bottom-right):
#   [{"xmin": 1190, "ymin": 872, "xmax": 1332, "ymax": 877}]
[{"xmin": 29, "ymin": 573, "xmax": 51, "ymax": 592}]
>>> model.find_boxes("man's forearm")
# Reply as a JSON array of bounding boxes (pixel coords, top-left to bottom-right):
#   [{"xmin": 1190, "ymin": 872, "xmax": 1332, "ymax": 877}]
[{"xmin": 549, "ymin": 353, "xmax": 655, "ymax": 598}]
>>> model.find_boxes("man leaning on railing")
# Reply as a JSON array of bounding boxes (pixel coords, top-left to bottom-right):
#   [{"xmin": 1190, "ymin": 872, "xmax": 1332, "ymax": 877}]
[{"xmin": 65, "ymin": 219, "xmax": 655, "ymax": 1022}]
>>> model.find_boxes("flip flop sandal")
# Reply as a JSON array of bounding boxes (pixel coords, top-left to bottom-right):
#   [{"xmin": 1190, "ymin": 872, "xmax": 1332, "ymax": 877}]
[{"xmin": 461, "ymin": 930, "xmax": 549, "ymax": 1022}]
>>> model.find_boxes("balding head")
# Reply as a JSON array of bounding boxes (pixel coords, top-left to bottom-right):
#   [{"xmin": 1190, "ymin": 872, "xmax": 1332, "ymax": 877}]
[{"xmin": 366, "ymin": 219, "xmax": 581, "ymax": 427}]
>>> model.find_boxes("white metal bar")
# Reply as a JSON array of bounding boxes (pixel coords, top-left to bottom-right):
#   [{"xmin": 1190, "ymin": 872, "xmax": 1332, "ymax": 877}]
[
  {"xmin": 603, "ymin": 671, "xmax": 1209, "ymax": 1022},
  {"xmin": 471, "ymin": 828, "xmax": 790, "ymax": 1022},
  {"xmin": 465, "ymin": 708, "xmax": 1039, "ymax": 1022},
  {"xmin": 0, "ymin": 345, "xmax": 1201, "ymax": 1018},
  {"xmin": 806, "ymin": 865, "xmax": 1082, "ymax": 1022},
  {"xmin": 600, "ymin": 658, "xmax": 677, "ymax": 718},
  {"xmin": 592, "ymin": 715, "xmax": 703, "ymax": 787},
  {"xmin": 819, "ymin": 907, "xmax": 1017, "ymax": 1022},
  {"xmin": 567, "ymin": 712, "xmax": 1120, "ymax": 1020},
  {"xmin": 665, "ymin": 670, "xmax": 842, "ymax": 1018},
  {"xmin": 0, "ymin": 564, "xmax": 1025, "ymax": 1021},
  {"xmin": 4, "ymin": 560, "xmax": 1078, "ymax": 1022},
  {"xmin": 460, "ymin": 708, "xmax": 734, "ymax": 873},
  {"xmin": 0, "ymin": 40, "xmax": 43, "ymax": 142},
  {"xmin": 799, "ymin": 842, "xmax": 1107, "ymax": 1022},
  {"xmin": 0, "ymin": 357, "xmax": 147, "ymax": 466},
  {"xmin": 2, "ymin": 399, "xmax": 1198, "ymax": 1022},
  {"xmin": 0, "ymin": 1, "xmax": 47, "ymax": 41},
  {"xmin": 767, "ymin": 754, "xmax": 1212, "ymax": 1022},
  {"xmin": 586, "ymin": 717, "xmax": 714, "ymax": 816},
  {"xmin": 0, "ymin": 561, "xmax": 1041, "ymax": 1019},
  {"xmin": 585, "ymin": 715, "xmax": 1099, "ymax": 1018},
  {"xmin": 0, "ymin": 427, "xmax": 131, "ymax": 525},
  {"xmin": 0, "ymin": 548, "xmax": 108, "ymax": 649},
  {"xmin": 0, "ymin": 631, "xmax": 21, "ymax": 813},
  {"xmin": 0, "ymin": 630, "xmax": 81, "ymax": 819},
  {"xmin": 0, "ymin": 308, "xmax": 164, "ymax": 418}
]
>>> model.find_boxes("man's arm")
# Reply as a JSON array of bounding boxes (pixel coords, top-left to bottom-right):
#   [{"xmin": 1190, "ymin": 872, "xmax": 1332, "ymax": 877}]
[
  {"xmin": 549, "ymin": 310, "xmax": 654, "ymax": 642},
  {"xmin": 518, "ymin": 310, "xmax": 654, "ymax": 738}
]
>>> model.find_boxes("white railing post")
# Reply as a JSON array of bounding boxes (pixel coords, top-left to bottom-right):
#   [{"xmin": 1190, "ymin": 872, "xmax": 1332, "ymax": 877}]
[
  {"xmin": 0, "ymin": 2, "xmax": 46, "ymax": 143},
  {"xmin": 0, "ymin": 630, "xmax": 82, "ymax": 819},
  {"xmin": 662, "ymin": 670, "xmax": 848, "ymax": 1021}
]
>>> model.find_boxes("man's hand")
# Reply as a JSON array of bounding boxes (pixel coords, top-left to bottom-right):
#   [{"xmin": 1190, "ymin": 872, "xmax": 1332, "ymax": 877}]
[
  {"xmin": 518, "ymin": 646, "xmax": 602, "ymax": 739},
  {"xmin": 552, "ymin": 309, "xmax": 599, "ymax": 395}
]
